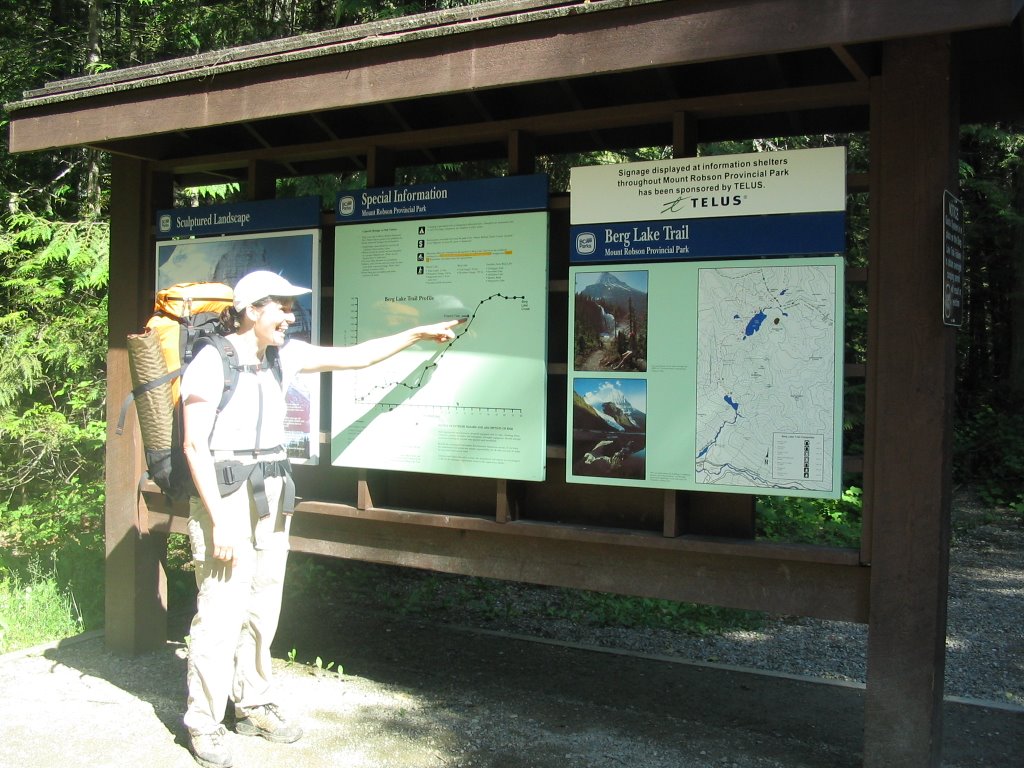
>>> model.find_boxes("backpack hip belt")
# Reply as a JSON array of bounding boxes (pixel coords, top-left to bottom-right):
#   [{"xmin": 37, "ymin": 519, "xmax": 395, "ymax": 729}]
[{"xmin": 212, "ymin": 447, "xmax": 295, "ymax": 518}]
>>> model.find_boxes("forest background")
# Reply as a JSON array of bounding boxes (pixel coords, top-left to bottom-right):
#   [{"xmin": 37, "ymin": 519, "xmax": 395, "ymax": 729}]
[{"xmin": 1, "ymin": 0, "xmax": 1022, "ymax": 651}]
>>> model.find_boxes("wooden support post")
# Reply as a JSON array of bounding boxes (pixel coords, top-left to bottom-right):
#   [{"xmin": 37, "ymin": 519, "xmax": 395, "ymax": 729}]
[
  {"xmin": 664, "ymin": 113, "xmax": 693, "ymax": 538},
  {"xmin": 104, "ymin": 158, "xmax": 170, "ymax": 654},
  {"xmin": 672, "ymin": 111, "xmax": 698, "ymax": 159},
  {"xmin": 508, "ymin": 130, "xmax": 536, "ymax": 176},
  {"xmin": 496, "ymin": 480, "xmax": 519, "ymax": 523},
  {"xmin": 354, "ymin": 148, "xmax": 396, "ymax": 510},
  {"xmin": 862, "ymin": 35, "xmax": 959, "ymax": 768},
  {"xmin": 662, "ymin": 490, "xmax": 681, "ymax": 537},
  {"xmin": 357, "ymin": 470, "xmax": 374, "ymax": 511},
  {"xmin": 668, "ymin": 110, "xmax": 755, "ymax": 539},
  {"xmin": 247, "ymin": 159, "xmax": 277, "ymax": 200},
  {"xmin": 367, "ymin": 146, "xmax": 396, "ymax": 187}
]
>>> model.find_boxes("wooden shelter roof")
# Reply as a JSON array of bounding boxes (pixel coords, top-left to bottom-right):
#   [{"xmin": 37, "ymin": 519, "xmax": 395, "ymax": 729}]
[{"xmin": 7, "ymin": 0, "xmax": 1024, "ymax": 183}]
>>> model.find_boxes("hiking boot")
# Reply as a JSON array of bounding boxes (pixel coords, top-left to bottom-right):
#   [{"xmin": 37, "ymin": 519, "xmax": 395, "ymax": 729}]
[
  {"xmin": 189, "ymin": 725, "xmax": 233, "ymax": 768},
  {"xmin": 235, "ymin": 702, "xmax": 303, "ymax": 743}
]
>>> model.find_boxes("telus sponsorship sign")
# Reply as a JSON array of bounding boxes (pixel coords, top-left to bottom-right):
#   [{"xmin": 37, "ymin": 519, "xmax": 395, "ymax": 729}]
[{"xmin": 570, "ymin": 146, "xmax": 846, "ymax": 224}]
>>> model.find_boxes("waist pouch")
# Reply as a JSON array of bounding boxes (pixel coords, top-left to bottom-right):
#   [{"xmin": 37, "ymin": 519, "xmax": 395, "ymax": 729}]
[{"xmin": 214, "ymin": 451, "xmax": 295, "ymax": 518}]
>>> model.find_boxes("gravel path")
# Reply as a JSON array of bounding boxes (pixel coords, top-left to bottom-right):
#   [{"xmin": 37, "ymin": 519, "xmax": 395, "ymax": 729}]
[
  {"xmin": 320, "ymin": 492, "xmax": 1023, "ymax": 709},
  {"xmin": 2, "ymin": 492, "xmax": 1019, "ymax": 768}
]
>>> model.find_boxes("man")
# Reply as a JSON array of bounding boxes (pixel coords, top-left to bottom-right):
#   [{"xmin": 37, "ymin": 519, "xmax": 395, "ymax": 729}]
[{"xmin": 181, "ymin": 270, "xmax": 458, "ymax": 768}]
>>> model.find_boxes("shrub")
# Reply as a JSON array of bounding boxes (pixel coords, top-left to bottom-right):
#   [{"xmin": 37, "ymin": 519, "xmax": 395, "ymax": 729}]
[{"xmin": 756, "ymin": 486, "xmax": 863, "ymax": 547}]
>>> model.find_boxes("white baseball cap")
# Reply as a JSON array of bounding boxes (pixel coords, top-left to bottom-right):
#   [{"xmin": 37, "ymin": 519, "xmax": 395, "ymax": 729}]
[{"xmin": 232, "ymin": 270, "xmax": 311, "ymax": 311}]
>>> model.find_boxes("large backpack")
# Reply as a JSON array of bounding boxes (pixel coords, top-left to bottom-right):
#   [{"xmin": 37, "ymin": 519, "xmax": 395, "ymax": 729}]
[{"xmin": 116, "ymin": 281, "xmax": 282, "ymax": 501}]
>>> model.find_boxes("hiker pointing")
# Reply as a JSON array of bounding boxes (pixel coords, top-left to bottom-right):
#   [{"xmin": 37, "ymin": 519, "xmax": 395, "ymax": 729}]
[{"xmin": 180, "ymin": 270, "xmax": 457, "ymax": 768}]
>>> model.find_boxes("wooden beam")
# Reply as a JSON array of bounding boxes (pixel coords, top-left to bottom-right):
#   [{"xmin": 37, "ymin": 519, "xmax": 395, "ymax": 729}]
[
  {"xmin": 292, "ymin": 506, "xmax": 868, "ymax": 622},
  {"xmin": 9, "ymin": 0, "xmax": 1017, "ymax": 153},
  {"xmin": 861, "ymin": 34, "xmax": 959, "ymax": 768},
  {"xmin": 147, "ymin": 82, "xmax": 869, "ymax": 175},
  {"xmin": 145, "ymin": 498, "xmax": 870, "ymax": 622},
  {"xmin": 830, "ymin": 43, "xmax": 871, "ymax": 82},
  {"xmin": 13, "ymin": 0, "xmax": 581, "ymax": 99}
]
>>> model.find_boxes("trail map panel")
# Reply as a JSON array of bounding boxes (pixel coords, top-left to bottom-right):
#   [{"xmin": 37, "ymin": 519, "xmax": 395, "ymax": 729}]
[
  {"xmin": 694, "ymin": 259, "xmax": 843, "ymax": 494},
  {"xmin": 567, "ymin": 148, "xmax": 847, "ymax": 498},
  {"xmin": 332, "ymin": 203, "xmax": 549, "ymax": 481},
  {"xmin": 567, "ymin": 257, "xmax": 844, "ymax": 497}
]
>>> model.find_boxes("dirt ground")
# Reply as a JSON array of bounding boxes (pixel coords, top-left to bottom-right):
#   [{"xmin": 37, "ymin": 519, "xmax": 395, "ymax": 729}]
[{"xmin": 1, "ymin": 600, "xmax": 1021, "ymax": 768}]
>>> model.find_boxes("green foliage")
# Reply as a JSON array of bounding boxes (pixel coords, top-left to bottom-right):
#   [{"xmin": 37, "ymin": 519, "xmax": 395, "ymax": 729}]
[
  {"xmin": 293, "ymin": 556, "xmax": 764, "ymax": 637},
  {"xmin": 0, "ymin": 478, "xmax": 103, "ymax": 554},
  {"xmin": 756, "ymin": 487, "xmax": 863, "ymax": 547},
  {"xmin": 76, "ymin": 0, "xmax": 496, "ymax": 68},
  {"xmin": 283, "ymin": 645, "xmax": 344, "ymax": 678},
  {"xmin": 0, "ymin": 206, "xmax": 108, "ymax": 512},
  {"xmin": 542, "ymin": 590, "xmax": 764, "ymax": 636},
  {"xmin": 0, "ymin": 204, "xmax": 108, "ymax": 630},
  {"xmin": 0, "ymin": 557, "xmax": 84, "ymax": 654},
  {"xmin": 334, "ymin": 0, "xmax": 491, "ymax": 29},
  {"xmin": 174, "ymin": 182, "xmax": 243, "ymax": 207},
  {"xmin": 955, "ymin": 404, "xmax": 1024, "ymax": 516}
]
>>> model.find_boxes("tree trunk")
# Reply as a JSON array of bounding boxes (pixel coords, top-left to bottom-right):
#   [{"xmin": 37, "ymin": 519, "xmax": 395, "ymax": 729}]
[{"xmin": 82, "ymin": 0, "xmax": 104, "ymax": 217}]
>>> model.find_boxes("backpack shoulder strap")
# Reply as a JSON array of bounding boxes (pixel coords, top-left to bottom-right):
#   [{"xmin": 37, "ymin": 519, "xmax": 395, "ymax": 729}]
[
  {"xmin": 266, "ymin": 344, "xmax": 284, "ymax": 388},
  {"xmin": 191, "ymin": 335, "xmax": 284, "ymax": 414},
  {"xmin": 192, "ymin": 334, "xmax": 239, "ymax": 413}
]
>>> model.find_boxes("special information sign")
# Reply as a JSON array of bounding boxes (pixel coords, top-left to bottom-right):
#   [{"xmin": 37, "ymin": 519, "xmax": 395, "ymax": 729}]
[
  {"xmin": 567, "ymin": 147, "xmax": 846, "ymax": 498},
  {"xmin": 332, "ymin": 175, "xmax": 549, "ymax": 481}
]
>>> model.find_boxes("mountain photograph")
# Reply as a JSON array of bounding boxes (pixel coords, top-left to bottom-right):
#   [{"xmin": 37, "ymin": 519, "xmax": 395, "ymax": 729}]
[{"xmin": 570, "ymin": 378, "xmax": 648, "ymax": 480}]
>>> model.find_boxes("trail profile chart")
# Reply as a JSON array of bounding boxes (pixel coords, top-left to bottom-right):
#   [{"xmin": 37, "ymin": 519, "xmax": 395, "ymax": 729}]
[
  {"xmin": 332, "ymin": 209, "xmax": 549, "ymax": 481},
  {"xmin": 350, "ymin": 292, "xmax": 530, "ymax": 405}
]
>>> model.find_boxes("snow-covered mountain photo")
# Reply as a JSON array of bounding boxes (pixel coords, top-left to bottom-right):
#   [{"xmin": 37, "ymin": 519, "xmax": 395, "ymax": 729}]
[
  {"xmin": 571, "ymin": 378, "xmax": 647, "ymax": 480},
  {"xmin": 577, "ymin": 271, "xmax": 649, "ymax": 315}
]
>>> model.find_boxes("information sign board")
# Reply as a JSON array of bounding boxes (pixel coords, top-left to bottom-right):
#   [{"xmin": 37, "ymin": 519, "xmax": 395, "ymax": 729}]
[
  {"xmin": 568, "ymin": 257, "xmax": 845, "ymax": 497},
  {"xmin": 942, "ymin": 190, "xmax": 965, "ymax": 327},
  {"xmin": 331, "ymin": 178, "xmax": 549, "ymax": 481},
  {"xmin": 567, "ymin": 148, "xmax": 846, "ymax": 498},
  {"xmin": 154, "ymin": 205, "xmax": 322, "ymax": 463}
]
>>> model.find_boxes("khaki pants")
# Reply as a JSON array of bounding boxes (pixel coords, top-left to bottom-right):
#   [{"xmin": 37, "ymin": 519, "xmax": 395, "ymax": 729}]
[{"xmin": 183, "ymin": 472, "xmax": 292, "ymax": 733}]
